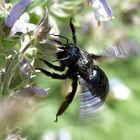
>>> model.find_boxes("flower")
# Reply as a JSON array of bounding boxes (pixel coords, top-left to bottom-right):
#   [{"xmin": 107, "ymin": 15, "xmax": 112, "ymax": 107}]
[
  {"xmin": 12, "ymin": 86, "xmax": 49, "ymax": 98},
  {"xmin": 9, "ymin": 12, "xmax": 36, "ymax": 36},
  {"xmin": 19, "ymin": 55, "xmax": 35, "ymax": 80},
  {"xmin": 89, "ymin": 0, "xmax": 114, "ymax": 24},
  {"xmin": 5, "ymin": 0, "xmax": 33, "ymax": 28}
]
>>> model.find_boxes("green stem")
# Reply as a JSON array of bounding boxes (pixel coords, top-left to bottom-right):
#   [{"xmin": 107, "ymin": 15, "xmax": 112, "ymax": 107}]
[{"xmin": 0, "ymin": 54, "xmax": 18, "ymax": 96}]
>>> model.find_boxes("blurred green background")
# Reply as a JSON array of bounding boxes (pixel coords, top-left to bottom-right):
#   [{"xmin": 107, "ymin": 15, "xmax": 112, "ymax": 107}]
[{"xmin": 1, "ymin": 0, "xmax": 140, "ymax": 140}]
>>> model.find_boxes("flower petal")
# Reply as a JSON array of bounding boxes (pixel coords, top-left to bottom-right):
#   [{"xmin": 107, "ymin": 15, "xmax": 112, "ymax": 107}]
[
  {"xmin": 12, "ymin": 86, "xmax": 48, "ymax": 98},
  {"xmin": 10, "ymin": 12, "xmax": 36, "ymax": 36},
  {"xmin": 5, "ymin": 0, "xmax": 33, "ymax": 27},
  {"xmin": 34, "ymin": 9, "xmax": 51, "ymax": 40},
  {"xmin": 89, "ymin": 0, "xmax": 114, "ymax": 23},
  {"xmin": 99, "ymin": 0, "xmax": 113, "ymax": 17},
  {"xmin": 19, "ymin": 55, "xmax": 35, "ymax": 80}
]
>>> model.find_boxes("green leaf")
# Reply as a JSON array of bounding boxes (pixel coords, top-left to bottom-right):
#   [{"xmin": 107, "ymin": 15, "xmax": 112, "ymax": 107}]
[
  {"xmin": 9, "ymin": 72, "xmax": 23, "ymax": 90},
  {"xmin": 0, "ymin": 53, "xmax": 5, "ymax": 68}
]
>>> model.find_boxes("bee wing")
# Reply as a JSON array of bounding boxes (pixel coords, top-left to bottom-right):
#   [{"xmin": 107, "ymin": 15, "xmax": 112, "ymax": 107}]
[
  {"xmin": 92, "ymin": 39, "xmax": 140, "ymax": 60},
  {"xmin": 103, "ymin": 40, "xmax": 140, "ymax": 58},
  {"xmin": 79, "ymin": 78, "xmax": 105, "ymax": 119}
]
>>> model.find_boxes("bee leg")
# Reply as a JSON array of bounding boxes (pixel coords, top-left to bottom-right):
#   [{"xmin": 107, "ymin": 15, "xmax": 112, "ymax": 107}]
[
  {"xmin": 55, "ymin": 78, "xmax": 78, "ymax": 122},
  {"xmin": 90, "ymin": 53, "xmax": 104, "ymax": 60},
  {"xmin": 36, "ymin": 68, "xmax": 67, "ymax": 79},
  {"xmin": 50, "ymin": 34, "xmax": 69, "ymax": 44},
  {"xmin": 70, "ymin": 18, "xmax": 77, "ymax": 44},
  {"xmin": 50, "ymin": 38, "xmax": 63, "ymax": 45},
  {"xmin": 39, "ymin": 59, "xmax": 65, "ymax": 72}
]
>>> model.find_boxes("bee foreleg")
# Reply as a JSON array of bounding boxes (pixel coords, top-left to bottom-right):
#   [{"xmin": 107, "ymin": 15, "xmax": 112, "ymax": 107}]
[
  {"xmin": 36, "ymin": 68, "xmax": 67, "ymax": 79},
  {"xmin": 39, "ymin": 59, "xmax": 65, "ymax": 71}
]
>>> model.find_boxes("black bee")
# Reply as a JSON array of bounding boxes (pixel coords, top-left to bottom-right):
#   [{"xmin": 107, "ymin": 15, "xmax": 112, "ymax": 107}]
[{"xmin": 37, "ymin": 19, "xmax": 139, "ymax": 122}]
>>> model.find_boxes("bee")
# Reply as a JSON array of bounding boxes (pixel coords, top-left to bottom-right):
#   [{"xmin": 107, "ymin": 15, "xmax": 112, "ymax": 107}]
[{"xmin": 37, "ymin": 19, "xmax": 139, "ymax": 122}]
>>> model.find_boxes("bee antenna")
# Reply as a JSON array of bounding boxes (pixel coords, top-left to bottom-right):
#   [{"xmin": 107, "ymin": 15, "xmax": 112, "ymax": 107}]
[{"xmin": 70, "ymin": 18, "xmax": 77, "ymax": 44}]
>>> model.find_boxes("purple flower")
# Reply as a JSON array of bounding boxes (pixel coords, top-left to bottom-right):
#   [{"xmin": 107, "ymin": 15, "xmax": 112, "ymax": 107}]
[
  {"xmin": 12, "ymin": 86, "xmax": 49, "ymax": 98},
  {"xmin": 99, "ymin": 0, "xmax": 113, "ymax": 17},
  {"xmin": 19, "ymin": 55, "xmax": 35, "ymax": 80},
  {"xmin": 5, "ymin": 0, "xmax": 33, "ymax": 27}
]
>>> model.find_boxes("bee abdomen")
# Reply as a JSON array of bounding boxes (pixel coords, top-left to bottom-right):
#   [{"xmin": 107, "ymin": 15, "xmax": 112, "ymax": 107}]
[{"xmin": 87, "ymin": 65, "xmax": 109, "ymax": 101}]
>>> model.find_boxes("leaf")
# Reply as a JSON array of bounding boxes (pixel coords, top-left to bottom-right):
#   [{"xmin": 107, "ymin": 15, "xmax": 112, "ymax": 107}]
[
  {"xmin": 9, "ymin": 72, "xmax": 23, "ymax": 90},
  {"xmin": 50, "ymin": 0, "xmax": 83, "ymax": 18},
  {"xmin": 0, "ymin": 53, "xmax": 5, "ymax": 68}
]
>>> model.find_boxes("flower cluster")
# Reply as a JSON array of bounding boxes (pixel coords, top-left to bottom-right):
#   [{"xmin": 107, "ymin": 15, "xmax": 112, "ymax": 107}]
[{"xmin": 0, "ymin": 0, "xmax": 49, "ymax": 97}]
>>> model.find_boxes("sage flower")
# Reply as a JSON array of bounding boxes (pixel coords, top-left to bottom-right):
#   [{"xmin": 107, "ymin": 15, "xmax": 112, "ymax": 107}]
[
  {"xmin": 5, "ymin": 0, "xmax": 33, "ymax": 27},
  {"xmin": 9, "ymin": 12, "xmax": 36, "ymax": 36},
  {"xmin": 89, "ymin": 0, "xmax": 114, "ymax": 24},
  {"xmin": 12, "ymin": 86, "xmax": 49, "ymax": 98}
]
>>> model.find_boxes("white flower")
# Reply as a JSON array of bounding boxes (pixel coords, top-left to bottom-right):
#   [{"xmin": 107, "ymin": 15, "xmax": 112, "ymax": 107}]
[
  {"xmin": 9, "ymin": 12, "xmax": 36, "ymax": 36},
  {"xmin": 89, "ymin": 0, "xmax": 114, "ymax": 24}
]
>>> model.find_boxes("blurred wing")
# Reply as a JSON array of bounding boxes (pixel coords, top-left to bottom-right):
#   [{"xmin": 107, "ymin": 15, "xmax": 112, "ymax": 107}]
[
  {"xmin": 92, "ymin": 39, "xmax": 140, "ymax": 60},
  {"xmin": 79, "ymin": 78, "xmax": 105, "ymax": 119},
  {"xmin": 103, "ymin": 40, "xmax": 140, "ymax": 58}
]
